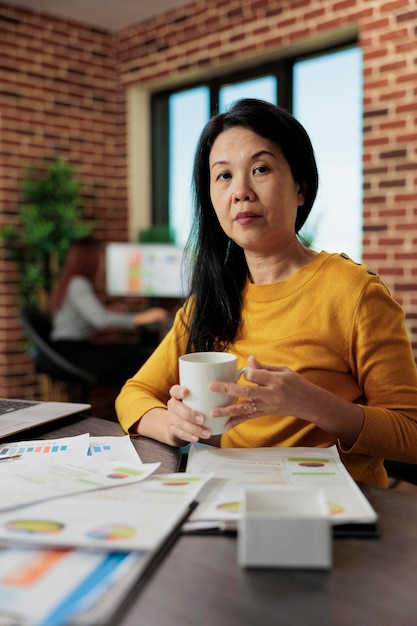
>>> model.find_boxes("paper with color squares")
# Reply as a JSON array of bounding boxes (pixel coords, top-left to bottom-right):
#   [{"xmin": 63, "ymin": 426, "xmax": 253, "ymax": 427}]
[{"xmin": 0, "ymin": 434, "xmax": 156, "ymax": 512}]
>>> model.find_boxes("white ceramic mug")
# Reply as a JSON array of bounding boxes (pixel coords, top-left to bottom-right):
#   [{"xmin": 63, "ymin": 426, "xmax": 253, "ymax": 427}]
[{"xmin": 179, "ymin": 352, "xmax": 246, "ymax": 436}]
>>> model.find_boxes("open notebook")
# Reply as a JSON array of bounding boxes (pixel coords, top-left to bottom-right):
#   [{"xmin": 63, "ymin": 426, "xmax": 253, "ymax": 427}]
[{"xmin": 0, "ymin": 398, "xmax": 90, "ymax": 439}]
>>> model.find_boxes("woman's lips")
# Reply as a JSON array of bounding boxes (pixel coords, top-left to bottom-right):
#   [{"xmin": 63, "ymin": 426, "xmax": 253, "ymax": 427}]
[{"xmin": 235, "ymin": 211, "xmax": 261, "ymax": 225}]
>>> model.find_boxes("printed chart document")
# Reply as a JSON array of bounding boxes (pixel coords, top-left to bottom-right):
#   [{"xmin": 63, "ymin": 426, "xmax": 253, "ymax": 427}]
[
  {"xmin": 0, "ymin": 546, "xmax": 147, "ymax": 626},
  {"xmin": 184, "ymin": 445, "xmax": 378, "ymax": 535},
  {"xmin": 0, "ymin": 475, "xmax": 209, "ymax": 625},
  {"xmin": 0, "ymin": 434, "xmax": 141, "ymax": 467},
  {"xmin": 0, "ymin": 433, "xmax": 90, "ymax": 462},
  {"xmin": 0, "ymin": 473, "xmax": 211, "ymax": 551},
  {"xmin": 0, "ymin": 440, "xmax": 158, "ymax": 512},
  {"xmin": 0, "ymin": 433, "xmax": 210, "ymax": 625},
  {"xmin": 87, "ymin": 435, "xmax": 146, "ymax": 464}
]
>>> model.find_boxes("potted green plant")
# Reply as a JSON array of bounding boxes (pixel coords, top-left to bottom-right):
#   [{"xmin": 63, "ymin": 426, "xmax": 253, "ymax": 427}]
[
  {"xmin": 138, "ymin": 223, "xmax": 175, "ymax": 243},
  {"xmin": 0, "ymin": 158, "xmax": 92, "ymax": 310}
]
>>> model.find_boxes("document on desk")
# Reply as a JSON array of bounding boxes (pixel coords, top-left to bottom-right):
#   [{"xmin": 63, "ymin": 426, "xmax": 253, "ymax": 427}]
[
  {"xmin": 0, "ymin": 433, "xmax": 141, "ymax": 465},
  {"xmin": 0, "ymin": 545, "xmax": 152, "ymax": 626},
  {"xmin": 0, "ymin": 473, "xmax": 211, "ymax": 551},
  {"xmin": 0, "ymin": 432, "xmax": 90, "ymax": 462},
  {"xmin": 0, "ymin": 426, "xmax": 209, "ymax": 626},
  {"xmin": 87, "ymin": 434, "xmax": 146, "ymax": 464},
  {"xmin": 0, "ymin": 472, "xmax": 208, "ymax": 626},
  {"xmin": 0, "ymin": 434, "xmax": 156, "ymax": 512},
  {"xmin": 184, "ymin": 445, "xmax": 378, "ymax": 534}
]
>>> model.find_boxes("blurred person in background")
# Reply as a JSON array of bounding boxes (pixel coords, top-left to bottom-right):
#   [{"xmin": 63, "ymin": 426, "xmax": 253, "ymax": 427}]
[{"xmin": 50, "ymin": 236, "xmax": 169, "ymax": 385}]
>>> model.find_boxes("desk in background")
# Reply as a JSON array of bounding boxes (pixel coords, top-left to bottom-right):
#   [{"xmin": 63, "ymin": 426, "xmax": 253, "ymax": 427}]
[{"xmin": 18, "ymin": 414, "xmax": 417, "ymax": 626}]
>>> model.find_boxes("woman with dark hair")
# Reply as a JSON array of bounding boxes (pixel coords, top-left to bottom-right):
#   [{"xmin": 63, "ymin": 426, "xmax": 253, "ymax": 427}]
[
  {"xmin": 116, "ymin": 99, "xmax": 417, "ymax": 486},
  {"xmin": 185, "ymin": 98, "xmax": 318, "ymax": 353},
  {"xmin": 50, "ymin": 236, "xmax": 169, "ymax": 385}
]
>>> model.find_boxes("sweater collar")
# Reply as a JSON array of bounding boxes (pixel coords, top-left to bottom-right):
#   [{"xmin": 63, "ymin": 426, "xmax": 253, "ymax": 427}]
[{"xmin": 244, "ymin": 251, "xmax": 331, "ymax": 302}]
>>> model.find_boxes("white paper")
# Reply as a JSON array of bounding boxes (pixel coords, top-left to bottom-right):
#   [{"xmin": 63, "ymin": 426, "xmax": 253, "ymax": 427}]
[
  {"xmin": 184, "ymin": 445, "xmax": 377, "ymax": 530},
  {"xmin": 0, "ymin": 473, "xmax": 210, "ymax": 551},
  {"xmin": 0, "ymin": 434, "xmax": 141, "ymax": 465},
  {"xmin": 87, "ymin": 435, "xmax": 143, "ymax": 464},
  {"xmin": 0, "ymin": 457, "xmax": 159, "ymax": 513},
  {"xmin": 0, "ymin": 433, "xmax": 90, "ymax": 463},
  {"xmin": 0, "ymin": 546, "xmax": 147, "ymax": 626},
  {"xmin": 0, "ymin": 435, "xmax": 153, "ymax": 512},
  {"xmin": 0, "ymin": 435, "xmax": 208, "ymax": 625}
]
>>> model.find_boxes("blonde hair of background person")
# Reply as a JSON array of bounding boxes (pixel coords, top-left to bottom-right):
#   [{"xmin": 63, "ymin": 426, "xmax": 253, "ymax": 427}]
[{"xmin": 116, "ymin": 99, "xmax": 417, "ymax": 486}]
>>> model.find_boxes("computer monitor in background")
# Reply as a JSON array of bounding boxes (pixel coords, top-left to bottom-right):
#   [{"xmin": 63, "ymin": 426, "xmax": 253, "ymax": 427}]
[{"xmin": 105, "ymin": 243, "xmax": 187, "ymax": 298}]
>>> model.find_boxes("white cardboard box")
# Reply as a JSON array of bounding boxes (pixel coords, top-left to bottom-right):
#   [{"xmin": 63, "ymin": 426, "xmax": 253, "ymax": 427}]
[{"xmin": 238, "ymin": 485, "xmax": 332, "ymax": 569}]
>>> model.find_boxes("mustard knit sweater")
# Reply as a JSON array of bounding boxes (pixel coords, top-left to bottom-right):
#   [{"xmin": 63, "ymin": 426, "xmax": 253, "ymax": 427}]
[{"xmin": 116, "ymin": 252, "xmax": 417, "ymax": 487}]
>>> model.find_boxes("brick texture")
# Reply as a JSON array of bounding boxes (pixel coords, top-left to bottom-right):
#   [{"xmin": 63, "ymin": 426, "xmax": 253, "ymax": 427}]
[{"xmin": 1, "ymin": 0, "xmax": 416, "ymax": 411}]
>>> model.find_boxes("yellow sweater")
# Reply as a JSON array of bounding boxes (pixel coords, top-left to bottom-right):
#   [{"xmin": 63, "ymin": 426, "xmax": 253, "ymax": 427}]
[{"xmin": 116, "ymin": 252, "xmax": 417, "ymax": 487}]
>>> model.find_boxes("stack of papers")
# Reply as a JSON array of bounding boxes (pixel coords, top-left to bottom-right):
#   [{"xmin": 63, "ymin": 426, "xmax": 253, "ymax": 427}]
[
  {"xmin": 0, "ymin": 436, "xmax": 379, "ymax": 624},
  {"xmin": 0, "ymin": 434, "xmax": 209, "ymax": 625}
]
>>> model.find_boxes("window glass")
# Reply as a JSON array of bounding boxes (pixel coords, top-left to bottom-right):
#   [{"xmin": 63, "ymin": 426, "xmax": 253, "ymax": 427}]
[
  {"xmin": 219, "ymin": 75, "xmax": 277, "ymax": 111},
  {"xmin": 169, "ymin": 87, "xmax": 209, "ymax": 245},
  {"xmin": 294, "ymin": 48, "xmax": 363, "ymax": 260},
  {"xmin": 162, "ymin": 46, "xmax": 362, "ymax": 255}
]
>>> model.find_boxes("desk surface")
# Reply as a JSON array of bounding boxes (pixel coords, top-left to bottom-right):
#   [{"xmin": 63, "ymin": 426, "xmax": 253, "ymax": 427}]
[{"xmin": 20, "ymin": 414, "xmax": 417, "ymax": 626}]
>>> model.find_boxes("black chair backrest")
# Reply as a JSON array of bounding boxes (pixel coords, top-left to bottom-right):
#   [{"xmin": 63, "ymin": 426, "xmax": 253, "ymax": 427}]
[{"xmin": 19, "ymin": 308, "xmax": 96, "ymax": 383}]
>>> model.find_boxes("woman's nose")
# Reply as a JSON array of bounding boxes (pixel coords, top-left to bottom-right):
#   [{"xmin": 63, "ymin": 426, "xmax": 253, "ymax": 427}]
[
  {"xmin": 232, "ymin": 179, "xmax": 254, "ymax": 202},
  {"xmin": 233, "ymin": 191, "xmax": 252, "ymax": 202}
]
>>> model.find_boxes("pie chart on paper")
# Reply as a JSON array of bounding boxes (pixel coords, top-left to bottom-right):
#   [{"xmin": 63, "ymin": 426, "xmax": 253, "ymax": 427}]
[
  {"xmin": 86, "ymin": 524, "xmax": 135, "ymax": 541},
  {"xmin": 6, "ymin": 519, "xmax": 64, "ymax": 534}
]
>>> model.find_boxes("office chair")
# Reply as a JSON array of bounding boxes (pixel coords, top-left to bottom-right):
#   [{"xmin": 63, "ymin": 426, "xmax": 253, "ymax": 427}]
[{"xmin": 19, "ymin": 308, "xmax": 96, "ymax": 403}]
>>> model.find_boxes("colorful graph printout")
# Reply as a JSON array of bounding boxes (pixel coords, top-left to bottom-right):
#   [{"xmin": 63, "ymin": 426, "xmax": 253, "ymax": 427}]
[{"xmin": 184, "ymin": 445, "xmax": 377, "ymax": 530}]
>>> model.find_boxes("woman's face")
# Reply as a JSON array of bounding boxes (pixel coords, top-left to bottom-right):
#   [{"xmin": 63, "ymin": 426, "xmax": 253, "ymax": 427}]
[{"xmin": 209, "ymin": 126, "xmax": 305, "ymax": 255}]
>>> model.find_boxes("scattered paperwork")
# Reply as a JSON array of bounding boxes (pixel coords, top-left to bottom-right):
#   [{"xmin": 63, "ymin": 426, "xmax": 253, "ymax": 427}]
[{"xmin": 0, "ymin": 433, "xmax": 208, "ymax": 625}]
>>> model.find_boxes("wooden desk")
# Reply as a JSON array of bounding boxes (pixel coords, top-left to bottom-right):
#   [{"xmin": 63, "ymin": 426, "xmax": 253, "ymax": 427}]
[{"xmin": 24, "ymin": 415, "xmax": 417, "ymax": 625}]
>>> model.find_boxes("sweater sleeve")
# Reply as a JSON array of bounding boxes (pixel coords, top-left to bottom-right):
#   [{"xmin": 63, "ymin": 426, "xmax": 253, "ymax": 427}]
[
  {"xmin": 115, "ymin": 305, "xmax": 189, "ymax": 434},
  {"xmin": 340, "ymin": 275, "xmax": 417, "ymax": 463},
  {"xmin": 68, "ymin": 277, "xmax": 136, "ymax": 331}
]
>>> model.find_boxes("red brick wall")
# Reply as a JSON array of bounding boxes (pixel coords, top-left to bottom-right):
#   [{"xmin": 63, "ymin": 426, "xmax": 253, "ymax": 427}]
[
  {"xmin": 0, "ymin": 4, "xmax": 129, "ymax": 405},
  {"xmin": 1, "ymin": 0, "xmax": 416, "ymax": 409}
]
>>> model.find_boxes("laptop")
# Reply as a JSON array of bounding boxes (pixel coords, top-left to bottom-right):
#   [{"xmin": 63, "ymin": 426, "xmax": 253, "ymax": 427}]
[{"xmin": 0, "ymin": 398, "xmax": 91, "ymax": 439}]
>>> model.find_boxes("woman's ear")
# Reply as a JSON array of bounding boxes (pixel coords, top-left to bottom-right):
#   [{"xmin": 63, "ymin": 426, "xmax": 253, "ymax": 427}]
[{"xmin": 297, "ymin": 181, "xmax": 307, "ymax": 206}]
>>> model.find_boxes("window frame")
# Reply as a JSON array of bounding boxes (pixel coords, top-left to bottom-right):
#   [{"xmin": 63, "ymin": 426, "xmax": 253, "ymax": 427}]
[{"xmin": 150, "ymin": 38, "xmax": 357, "ymax": 229}]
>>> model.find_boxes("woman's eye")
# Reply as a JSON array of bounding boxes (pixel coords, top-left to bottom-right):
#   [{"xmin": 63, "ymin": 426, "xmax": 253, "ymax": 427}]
[
  {"xmin": 218, "ymin": 172, "xmax": 231, "ymax": 181},
  {"xmin": 254, "ymin": 165, "xmax": 269, "ymax": 174}
]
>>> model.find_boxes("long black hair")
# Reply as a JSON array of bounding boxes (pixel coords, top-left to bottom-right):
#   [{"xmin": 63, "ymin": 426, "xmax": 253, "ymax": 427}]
[{"xmin": 184, "ymin": 98, "xmax": 319, "ymax": 353}]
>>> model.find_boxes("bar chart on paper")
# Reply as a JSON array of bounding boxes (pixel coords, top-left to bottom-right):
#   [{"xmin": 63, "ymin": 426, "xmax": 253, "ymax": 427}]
[
  {"xmin": 0, "ymin": 435, "xmax": 142, "ymax": 465},
  {"xmin": 0, "ymin": 442, "xmax": 69, "ymax": 457},
  {"xmin": 88, "ymin": 443, "xmax": 112, "ymax": 455},
  {"xmin": 0, "ymin": 434, "xmax": 90, "ymax": 461}
]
